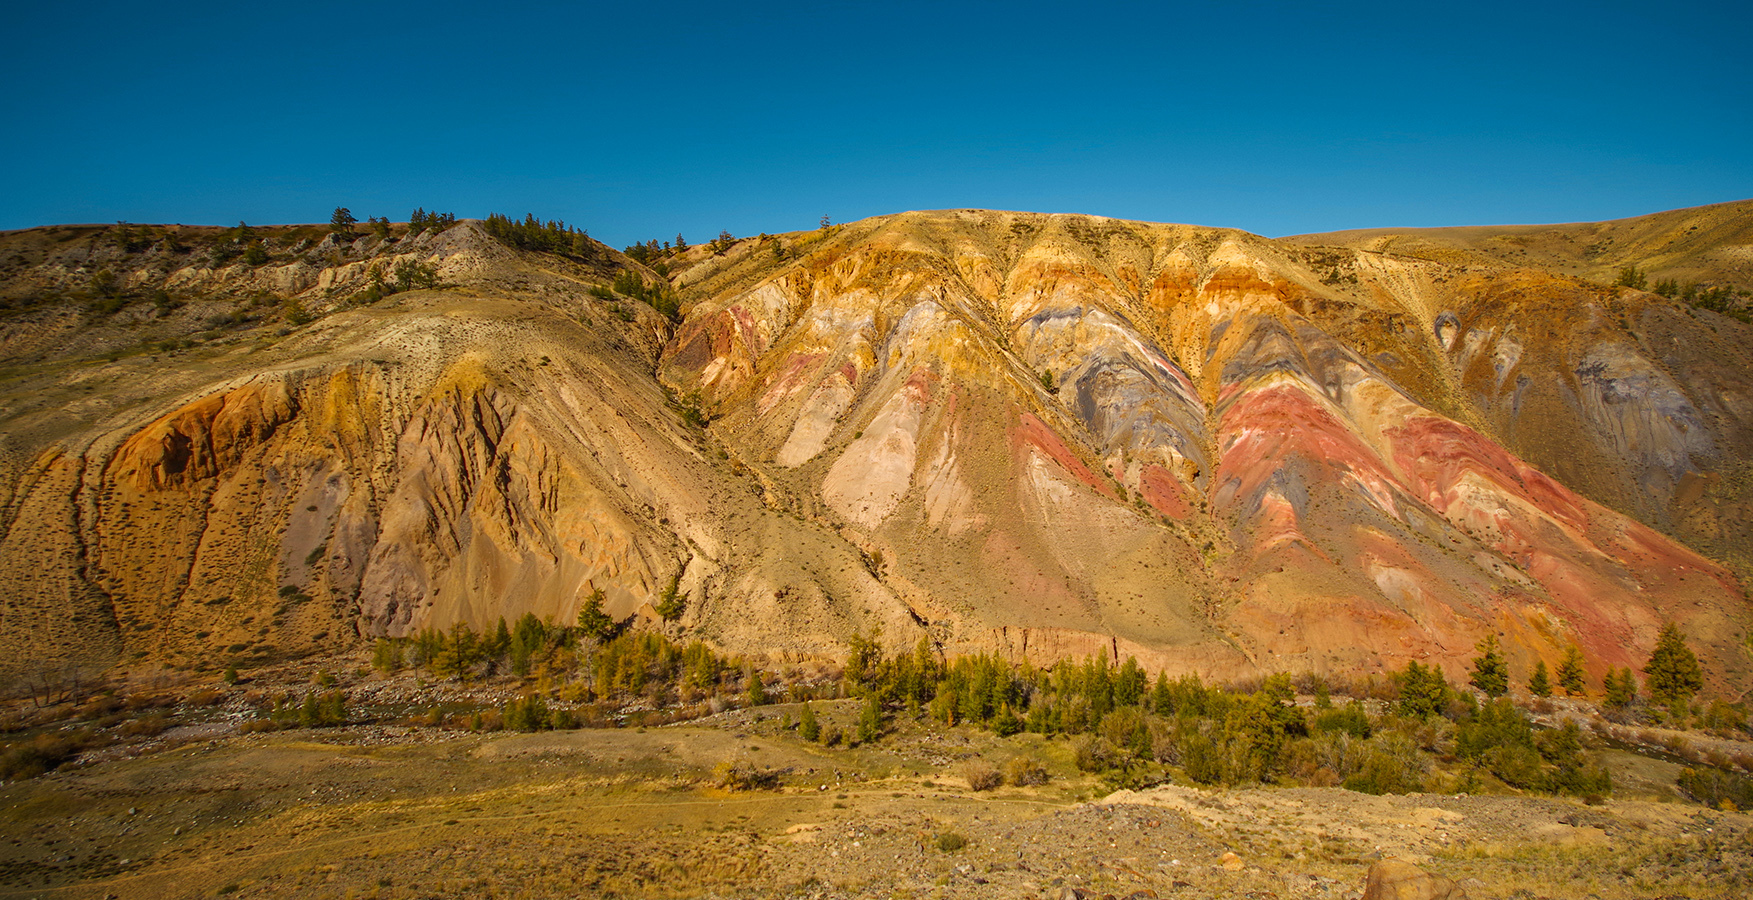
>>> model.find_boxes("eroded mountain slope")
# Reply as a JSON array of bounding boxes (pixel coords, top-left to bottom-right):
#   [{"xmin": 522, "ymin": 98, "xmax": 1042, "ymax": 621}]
[
  {"xmin": 1, "ymin": 205, "xmax": 1750, "ymax": 696},
  {"xmin": 662, "ymin": 210, "xmax": 1753, "ymax": 690},
  {"xmin": 0, "ymin": 223, "xmax": 923, "ymax": 681}
]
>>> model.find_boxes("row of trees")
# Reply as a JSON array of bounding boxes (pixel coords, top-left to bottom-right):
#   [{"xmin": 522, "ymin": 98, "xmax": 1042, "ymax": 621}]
[
  {"xmin": 328, "ymin": 207, "xmax": 457, "ymax": 238},
  {"xmin": 1617, "ymin": 264, "xmax": 1748, "ymax": 321},
  {"xmin": 372, "ymin": 606, "xmax": 739, "ymax": 708},
  {"xmin": 205, "ymin": 208, "xmax": 457, "ymax": 272},
  {"xmin": 376, "ymin": 613, "xmax": 1706, "ymax": 724},
  {"xmin": 110, "ymin": 221, "xmax": 178, "ymax": 254},
  {"xmin": 622, "ymin": 239, "xmax": 668, "ymax": 264},
  {"xmin": 622, "ymin": 229, "xmax": 741, "ymax": 264},
  {"xmin": 818, "ymin": 640, "xmax": 1611, "ymax": 796},
  {"xmin": 345, "ymin": 603, "xmax": 1718, "ymax": 784},
  {"xmin": 407, "ymin": 208, "xmax": 457, "ymax": 235},
  {"xmin": 587, "ymin": 269, "xmax": 681, "ymax": 321},
  {"xmin": 1464, "ymin": 626, "xmax": 1702, "ymax": 709},
  {"xmin": 358, "ymin": 258, "xmax": 440, "ymax": 303},
  {"xmin": 481, "ymin": 212, "xmax": 595, "ymax": 258}
]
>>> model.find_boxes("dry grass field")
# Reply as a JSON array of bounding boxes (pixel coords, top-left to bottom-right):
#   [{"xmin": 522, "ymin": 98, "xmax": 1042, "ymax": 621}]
[{"xmin": 2, "ymin": 679, "xmax": 1747, "ymax": 900}]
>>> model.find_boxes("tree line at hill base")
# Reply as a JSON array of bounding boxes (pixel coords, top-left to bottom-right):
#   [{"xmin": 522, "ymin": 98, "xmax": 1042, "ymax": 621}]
[{"xmin": 291, "ymin": 613, "xmax": 1752, "ymax": 805}]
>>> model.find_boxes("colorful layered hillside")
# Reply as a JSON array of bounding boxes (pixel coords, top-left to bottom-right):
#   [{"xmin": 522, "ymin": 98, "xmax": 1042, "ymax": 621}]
[
  {"xmin": 0, "ymin": 204, "xmax": 1749, "ymax": 696},
  {"xmin": 662, "ymin": 210, "xmax": 1752, "ymax": 692}
]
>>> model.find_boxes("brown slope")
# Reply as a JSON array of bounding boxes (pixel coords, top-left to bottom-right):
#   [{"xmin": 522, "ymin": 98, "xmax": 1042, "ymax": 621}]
[
  {"xmin": 1286, "ymin": 198, "xmax": 1753, "ymax": 292},
  {"xmin": 0, "ymin": 222, "xmax": 926, "ymax": 684}
]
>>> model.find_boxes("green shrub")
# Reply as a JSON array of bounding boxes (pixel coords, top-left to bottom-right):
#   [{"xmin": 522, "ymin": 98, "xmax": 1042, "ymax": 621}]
[
  {"xmin": 963, "ymin": 759, "xmax": 1001, "ymax": 791},
  {"xmin": 503, "ymin": 694, "xmax": 550, "ymax": 732},
  {"xmin": 392, "ymin": 258, "xmax": 439, "ymax": 292},
  {"xmin": 1074, "ymin": 735, "xmax": 1116, "ymax": 773},
  {"xmin": 1003, "ymin": 756, "xmax": 1049, "ymax": 786},
  {"xmin": 711, "ymin": 760, "xmax": 779, "ymax": 791},
  {"xmin": 1313, "ymin": 701, "xmax": 1372, "ymax": 738},
  {"xmin": 1483, "ymin": 743, "xmax": 1547, "ymax": 789},
  {"xmin": 935, "ymin": 832, "xmax": 967, "ymax": 852},
  {"xmin": 1456, "ymin": 699, "xmax": 1534, "ymax": 761},
  {"xmin": 277, "ymin": 690, "xmax": 346, "ymax": 728},
  {"xmin": 1701, "ymin": 699, "xmax": 1748, "ymax": 736},
  {"xmin": 1677, "ymin": 767, "xmax": 1753, "ymax": 810},
  {"xmin": 0, "ymin": 731, "xmax": 97, "ymax": 780},
  {"xmin": 1342, "ymin": 732, "xmax": 1427, "ymax": 795}
]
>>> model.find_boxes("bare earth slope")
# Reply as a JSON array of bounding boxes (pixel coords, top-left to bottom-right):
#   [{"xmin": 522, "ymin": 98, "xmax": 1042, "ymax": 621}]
[
  {"xmin": 1287, "ymin": 198, "xmax": 1753, "ymax": 293},
  {"xmin": 2, "ymin": 206, "xmax": 1751, "ymax": 695}
]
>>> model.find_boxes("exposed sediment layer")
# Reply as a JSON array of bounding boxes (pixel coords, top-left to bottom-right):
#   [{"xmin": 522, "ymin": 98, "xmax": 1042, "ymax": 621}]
[{"xmin": 1, "ymin": 205, "xmax": 1750, "ymax": 693}]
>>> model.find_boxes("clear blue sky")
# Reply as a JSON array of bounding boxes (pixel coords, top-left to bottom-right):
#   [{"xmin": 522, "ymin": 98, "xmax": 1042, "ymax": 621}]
[{"xmin": 2, "ymin": 1, "xmax": 1748, "ymax": 248}]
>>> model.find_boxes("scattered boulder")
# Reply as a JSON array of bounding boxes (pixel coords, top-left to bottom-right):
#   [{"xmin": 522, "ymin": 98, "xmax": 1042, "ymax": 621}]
[{"xmin": 1362, "ymin": 858, "xmax": 1467, "ymax": 900}]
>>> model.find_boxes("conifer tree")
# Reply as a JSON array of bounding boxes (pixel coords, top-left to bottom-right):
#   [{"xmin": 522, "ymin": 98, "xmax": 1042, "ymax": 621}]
[
  {"xmin": 1529, "ymin": 660, "xmax": 1551, "ymax": 697},
  {"xmin": 1604, "ymin": 667, "xmax": 1636, "ymax": 708},
  {"xmin": 1556, "ymin": 645, "xmax": 1586, "ymax": 697},
  {"xmin": 746, "ymin": 669, "xmax": 767, "ymax": 707},
  {"xmin": 1397, "ymin": 660, "xmax": 1450, "ymax": 719},
  {"xmin": 1151, "ymin": 671, "xmax": 1173, "ymax": 717},
  {"xmin": 798, "ymin": 701, "xmax": 820, "ymax": 742},
  {"xmin": 577, "ymin": 589, "xmax": 615, "ymax": 642},
  {"xmin": 1644, "ymin": 623, "xmax": 1703, "ymax": 704},
  {"xmin": 299, "ymin": 692, "xmax": 321, "ymax": 726},
  {"xmin": 487, "ymin": 618, "xmax": 512, "ymax": 662},
  {"xmin": 857, "ymin": 692, "xmax": 883, "ymax": 743},
  {"xmin": 1470, "ymin": 634, "xmax": 1509, "ymax": 698},
  {"xmin": 372, "ymin": 638, "xmax": 401, "ymax": 674},
  {"xmin": 655, "ymin": 576, "xmax": 685, "ymax": 621}
]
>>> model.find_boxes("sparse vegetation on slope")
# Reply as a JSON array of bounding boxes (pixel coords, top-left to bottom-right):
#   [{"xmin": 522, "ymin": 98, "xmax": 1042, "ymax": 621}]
[{"xmin": 481, "ymin": 211, "xmax": 595, "ymax": 258}]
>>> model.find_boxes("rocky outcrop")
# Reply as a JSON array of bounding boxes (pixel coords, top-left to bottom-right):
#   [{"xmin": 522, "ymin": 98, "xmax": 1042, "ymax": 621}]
[{"xmin": 1361, "ymin": 859, "xmax": 1467, "ymax": 900}]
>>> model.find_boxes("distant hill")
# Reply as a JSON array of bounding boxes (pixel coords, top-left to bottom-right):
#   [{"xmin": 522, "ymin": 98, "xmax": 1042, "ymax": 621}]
[{"xmin": 1287, "ymin": 198, "xmax": 1753, "ymax": 294}]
